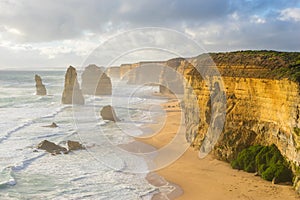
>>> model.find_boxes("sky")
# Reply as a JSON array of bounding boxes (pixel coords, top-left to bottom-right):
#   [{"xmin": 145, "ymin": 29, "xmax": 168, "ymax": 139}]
[{"xmin": 0, "ymin": 0, "xmax": 300, "ymax": 69}]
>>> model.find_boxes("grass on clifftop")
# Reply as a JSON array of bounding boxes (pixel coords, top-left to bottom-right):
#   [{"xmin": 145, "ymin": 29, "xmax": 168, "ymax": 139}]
[
  {"xmin": 231, "ymin": 144, "xmax": 293, "ymax": 183},
  {"xmin": 209, "ymin": 50, "xmax": 300, "ymax": 82}
]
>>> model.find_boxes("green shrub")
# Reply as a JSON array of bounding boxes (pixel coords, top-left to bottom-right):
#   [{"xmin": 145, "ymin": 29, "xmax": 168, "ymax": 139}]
[
  {"xmin": 231, "ymin": 160, "xmax": 240, "ymax": 170},
  {"xmin": 261, "ymin": 164, "xmax": 277, "ymax": 181},
  {"xmin": 230, "ymin": 145, "xmax": 263, "ymax": 173},
  {"xmin": 231, "ymin": 144, "xmax": 293, "ymax": 183}
]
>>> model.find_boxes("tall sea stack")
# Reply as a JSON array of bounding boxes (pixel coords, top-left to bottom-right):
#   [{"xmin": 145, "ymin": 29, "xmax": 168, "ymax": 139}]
[
  {"xmin": 81, "ymin": 64, "xmax": 112, "ymax": 95},
  {"xmin": 35, "ymin": 74, "xmax": 47, "ymax": 95},
  {"xmin": 61, "ymin": 66, "xmax": 84, "ymax": 105},
  {"xmin": 96, "ymin": 73, "xmax": 112, "ymax": 95}
]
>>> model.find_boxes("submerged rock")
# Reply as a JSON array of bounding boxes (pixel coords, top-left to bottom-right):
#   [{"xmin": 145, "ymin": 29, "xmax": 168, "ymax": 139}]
[
  {"xmin": 61, "ymin": 66, "xmax": 85, "ymax": 104},
  {"xmin": 42, "ymin": 122, "xmax": 58, "ymax": 128},
  {"xmin": 100, "ymin": 105, "xmax": 120, "ymax": 122},
  {"xmin": 81, "ymin": 64, "xmax": 112, "ymax": 95},
  {"xmin": 35, "ymin": 74, "xmax": 47, "ymax": 95},
  {"xmin": 37, "ymin": 140, "xmax": 67, "ymax": 154},
  {"xmin": 67, "ymin": 140, "xmax": 85, "ymax": 151}
]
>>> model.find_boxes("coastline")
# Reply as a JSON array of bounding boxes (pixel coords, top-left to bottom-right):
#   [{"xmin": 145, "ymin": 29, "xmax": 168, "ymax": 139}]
[{"xmin": 137, "ymin": 99, "xmax": 300, "ymax": 200}]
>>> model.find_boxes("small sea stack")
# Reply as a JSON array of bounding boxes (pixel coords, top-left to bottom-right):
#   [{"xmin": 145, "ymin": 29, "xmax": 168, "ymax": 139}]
[
  {"xmin": 100, "ymin": 105, "xmax": 120, "ymax": 122},
  {"xmin": 61, "ymin": 66, "xmax": 85, "ymax": 105},
  {"xmin": 81, "ymin": 64, "xmax": 112, "ymax": 95},
  {"xmin": 35, "ymin": 74, "xmax": 47, "ymax": 95}
]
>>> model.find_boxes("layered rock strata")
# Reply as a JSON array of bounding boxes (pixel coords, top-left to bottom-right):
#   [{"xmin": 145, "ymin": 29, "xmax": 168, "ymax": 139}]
[
  {"xmin": 35, "ymin": 74, "xmax": 47, "ymax": 95},
  {"xmin": 118, "ymin": 51, "xmax": 300, "ymax": 191},
  {"xmin": 61, "ymin": 66, "xmax": 85, "ymax": 105}
]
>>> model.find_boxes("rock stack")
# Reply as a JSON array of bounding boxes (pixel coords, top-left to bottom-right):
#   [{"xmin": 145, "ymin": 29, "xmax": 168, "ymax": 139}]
[
  {"xmin": 35, "ymin": 74, "xmax": 47, "ymax": 95},
  {"xmin": 61, "ymin": 66, "xmax": 85, "ymax": 105},
  {"xmin": 96, "ymin": 73, "xmax": 112, "ymax": 95},
  {"xmin": 100, "ymin": 105, "xmax": 120, "ymax": 122},
  {"xmin": 81, "ymin": 64, "xmax": 112, "ymax": 95}
]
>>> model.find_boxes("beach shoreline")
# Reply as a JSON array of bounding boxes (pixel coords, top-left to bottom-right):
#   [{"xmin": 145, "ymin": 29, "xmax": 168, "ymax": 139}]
[{"xmin": 136, "ymin": 99, "xmax": 300, "ymax": 200}]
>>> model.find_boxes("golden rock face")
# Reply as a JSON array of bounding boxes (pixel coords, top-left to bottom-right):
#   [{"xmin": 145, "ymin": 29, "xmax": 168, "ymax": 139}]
[
  {"xmin": 117, "ymin": 51, "xmax": 300, "ymax": 190},
  {"xmin": 185, "ymin": 72, "xmax": 300, "ymax": 161},
  {"xmin": 118, "ymin": 53, "xmax": 300, "ymax": 166},
  {"xmin": 183, "ymin": 66, "xmax": 300, "ymax": 191}
]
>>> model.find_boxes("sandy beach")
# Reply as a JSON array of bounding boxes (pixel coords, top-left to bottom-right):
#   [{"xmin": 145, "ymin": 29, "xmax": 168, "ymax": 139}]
[{"xmin": 138, "ymin": 99, "xmax": 300, "ymax": 200}]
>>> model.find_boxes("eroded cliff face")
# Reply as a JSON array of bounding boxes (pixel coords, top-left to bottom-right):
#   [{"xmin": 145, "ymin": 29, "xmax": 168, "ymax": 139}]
[
  {"xmin": 106, "ymin": 66, "xmax": 120, "ymax": 79},
  {"xmin": 120, "ymin": 61, "xmax": 166, "ymax": 84},
  {"xmin": 181, "ymin": 51, "xmax": 300, "ymax": 191},
  {"xmin": 185, "ymin": 72, "xmax": 300, "ymax": 163},
  {"xmin": 117, "ymin": 52, "xmax": 300, "ymax": 166},
  {"xmin": 120, "ymin": 63, "xmax": 140, "ymax": 82},
  {"xmin": 115, "ymin": 51, "xmax": 300, "ymax": 191},
  {"xmin": 182, "ymin": 52, "xmax": 300, "ymax": 165}
]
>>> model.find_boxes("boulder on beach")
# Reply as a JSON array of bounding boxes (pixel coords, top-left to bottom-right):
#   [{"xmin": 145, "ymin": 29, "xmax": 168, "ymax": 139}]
[
  {"xmin": 37, "ymin": 140, "xmax": 68, "ymax": 154},
  {"xmin": 61, "ymin": 66, "xmax": 85, "ymax": 105},
  {"xmin": 35, "ymin": 74, "xmax": 47, "ymax": 96},
  {"xmin": 42, "ymin": 122, "xmax": 58, "ymax": 128},
  {"xmin": 67, "ymin": 140, "xmax": 85, "ymax": 151},
  {"xmin": 81, "ymin": 64, "xmax": 112, "ymax": 95},
  {"xmin": 100, "ymin": 105, "xmax": 120, "ymax": 122}
]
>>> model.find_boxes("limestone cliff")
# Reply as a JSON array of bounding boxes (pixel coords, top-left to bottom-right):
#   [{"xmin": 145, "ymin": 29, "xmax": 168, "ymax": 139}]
[
  {"xmin": 159, "ymin": 58, "xmax": 186, "ymax": 95},
  {"xmin": 61, "ymin": 66, "xmax": 85, "ymax": 105},
  {"xmin": 119, "ymin": 60, "xmax": 186, "ymax": 95},
  {"xmin": 117, "ymin": 50, "xmax": 300, "ymax": 191},
  {"xmin": 120, "ymin": 61, "xmax": 165, "ymax": 84},
  {"xmin": 181, "ymin": 51, "xmax": 300, "ymax": 191},
  {"xmin": 106, "ymin": 66, "xmax": 120, "ymax": 79},
  {"xmin": 117, "ymin": 51, "xmax": 300, "ymax": 166},
  {"xmin": 81, "ymin": 64, "xmax": 112, "ymax": 95},
  {"xmin": 120, "ymin": 63, "xmax": 140, "ymax": 82},
  {"xmin": 182, "ymin": 51, "xmax": 300, "ymax": 162},
  {"xmin": 35, "ymin": 74, "xmax": 47, "ymax": 95}
]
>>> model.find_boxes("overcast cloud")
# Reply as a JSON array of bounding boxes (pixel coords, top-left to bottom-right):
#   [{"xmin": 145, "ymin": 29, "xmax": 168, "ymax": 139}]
[{"xmin": 0, "ymin": 0, "xmax": 299, "ymax": 69}]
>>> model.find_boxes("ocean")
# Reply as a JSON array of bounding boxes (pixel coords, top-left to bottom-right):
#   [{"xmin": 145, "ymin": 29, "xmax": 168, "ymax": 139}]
[{"xmin": 0, "ymin": 70, "xmax": 168, "ymax": 199}]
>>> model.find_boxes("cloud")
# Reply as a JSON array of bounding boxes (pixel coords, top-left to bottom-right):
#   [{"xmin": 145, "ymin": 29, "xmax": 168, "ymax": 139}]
[
  {"xmin": 0, "ymin": 0, "xmax": 232, "ymax": 43},
  {"xmin": 250, "ymin": 15, "xmax": 266, "ymax": 24},
  {"xmin": 279, "ymin": 8, "xmax": 300, "ymax": 22},
  {"xmin": 0, "ymin": 0, "xmax": 300, "ymax": 69}
]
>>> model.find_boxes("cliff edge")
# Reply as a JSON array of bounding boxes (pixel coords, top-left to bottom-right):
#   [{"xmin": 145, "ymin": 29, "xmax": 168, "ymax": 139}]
[{"xmin": 119, "ymin": 50, "xmax": 300, "ymax": 191}]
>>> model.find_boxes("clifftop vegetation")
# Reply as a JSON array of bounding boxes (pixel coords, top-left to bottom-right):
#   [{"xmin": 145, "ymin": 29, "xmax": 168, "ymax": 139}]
[{"xmin": 191, "ymin": 50, "xmax": 300, "ymax": 82}]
